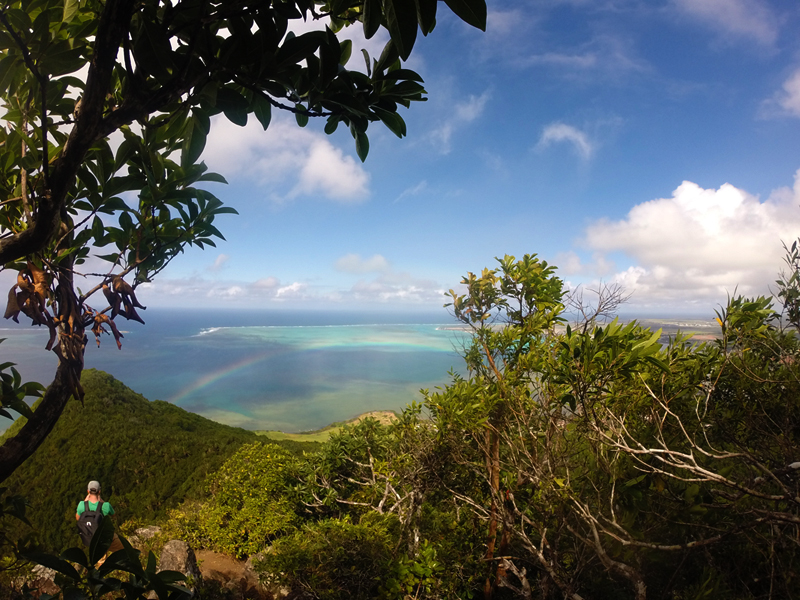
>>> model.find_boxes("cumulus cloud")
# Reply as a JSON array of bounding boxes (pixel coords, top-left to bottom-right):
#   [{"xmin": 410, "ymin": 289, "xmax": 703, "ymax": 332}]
[
  {"xmin": 672, "ymin": 0, "xmax": 778, "ymax": 46},
  {"xmin": 139, "ymin": 275, "xmax": 311, "ymax": 306},
  {"xmin": 574, "ymin": 170, "xmax": 800, "ymax": 310},
  {"xmin": 429, "ymin": 91, "xmax": 490, "ymax": 154},
  {"xmin": 138, "ymin": 261, "xmax": 445, "ymax": 308},
  {"xmin": 537, "ymin": 123, "xmax": 593, "ymax": 159},
  {"xmin": 346, "ymin": 272, "xmax": 445, "ymax": 304},
  {"xmin": 767, "ymin": 68, "xmax": 800, "ymax": 118},
  {"xmin": 203, "ymin": 118, "xmax": 369, "ymax": 203},
  {"xmin": 335, "ymin": 253, "xmax": 390, "ymax": 274}
]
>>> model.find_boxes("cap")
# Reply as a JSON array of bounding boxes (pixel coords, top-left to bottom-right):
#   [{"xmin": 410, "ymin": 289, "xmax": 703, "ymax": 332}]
[{"xmin": 87, "ymin": 480, "xmax": 101, "ymax": 493}]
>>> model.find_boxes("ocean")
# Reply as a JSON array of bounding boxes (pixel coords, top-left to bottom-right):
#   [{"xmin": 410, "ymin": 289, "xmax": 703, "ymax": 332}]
[{"xmin": 1, "ymin": 309, "xmax": 471, "ymax": 432}]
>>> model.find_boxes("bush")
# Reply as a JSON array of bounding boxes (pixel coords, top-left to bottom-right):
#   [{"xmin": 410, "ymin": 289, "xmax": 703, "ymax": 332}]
[
  {"xmin": 255, "ymin": 514, "xmax": 397, "ymax": 600},
  {"xmin": 169, "ymin": 442, "xmax": 298, "ymax": 558}
]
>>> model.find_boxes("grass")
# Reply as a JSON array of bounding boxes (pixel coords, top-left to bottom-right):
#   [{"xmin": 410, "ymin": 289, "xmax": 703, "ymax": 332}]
[{"xmin": 254, "ymin": 410, "xmax": 398, "ymax": 443}]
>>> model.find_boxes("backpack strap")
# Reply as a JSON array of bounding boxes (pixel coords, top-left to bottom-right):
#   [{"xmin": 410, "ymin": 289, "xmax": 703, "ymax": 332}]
[
  {"xmin": 84, "ymin": 501, "xmax": 90, "ymax": 514},
  {"xmin": 97, "ymin": 500, "xmax": 103, "ymax": 515}
]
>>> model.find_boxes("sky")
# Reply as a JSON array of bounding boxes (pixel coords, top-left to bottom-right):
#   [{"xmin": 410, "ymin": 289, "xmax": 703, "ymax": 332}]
[{"xmin": 12, "ymin": 0, "xmax": 800, "ymax": 318}]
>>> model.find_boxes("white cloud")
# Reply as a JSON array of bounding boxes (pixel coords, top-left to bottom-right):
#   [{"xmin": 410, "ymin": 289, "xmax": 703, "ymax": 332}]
[
  {"xmin": 771, "ymin": 69, "xmax": 800, "ymax": 117},
  {"xmin": 208, "ymin": 254, "xmax": 229, "ymax": 272},
  {"xmin": 290, "ymin": 140, "xmax": 370, "ymax": 201},
  {"xmin": 537, "ymin": 122, "xmax": 593, "ymax": 159},
  {"xmin": 520, "ymin": 52, "xmax": 598, "ymax": 69},
  {"xmin": 429, "ymin": 91, "xmax": 490, "ymax": 154},
  {"xmin": 672, "ymin": 0, "xmax": 778, "ymax": 46},
  {"xmin": 395, "ymin": 180, "xmax": 428, "ymax": 203},
  {"xmin": 253, "ymin": 277, "xmax": 279, "ymax": 290},
  {"xmin": 335, "ymin": 253, "xmax": 390, "ymax": 274},
  {"xmin": 347, "ymin": 273, "xmax": 445, "ymax": 304},
  {"xmin": 203, "ymin": 118, "xmax": 369, "ymax": 203},
  {"xmin": 574, "ymin": 170, "xmax": 800, "ymax": 310},
  {"xmin": 275, "ymin": 282, "xmax": 308, "ymax": 299},
  {"xmin": 137, "ymin": 262, "xmax": 445, "ymax": 308}
]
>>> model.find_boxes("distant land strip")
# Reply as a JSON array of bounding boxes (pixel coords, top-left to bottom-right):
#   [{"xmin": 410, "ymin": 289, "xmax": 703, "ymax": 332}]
[{"xmin": 255, "ymin": 410, "xmax": 399, "ymax": 443}]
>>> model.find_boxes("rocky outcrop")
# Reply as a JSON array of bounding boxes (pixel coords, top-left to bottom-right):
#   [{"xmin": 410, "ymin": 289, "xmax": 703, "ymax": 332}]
[
  {"xmin": 129, "ymin": 525, "xmax": 162, "ymax": 549},
  {"xmin": 195, "ymin": 549, "xmax": 286, "ymax": 600},
  {"xmin": 12, "ymin": 564, "xmax": 60, "ymax": 599},
  {"xmin": 157, "ymin": 540, "xmax": 202, "ymax": 587}
]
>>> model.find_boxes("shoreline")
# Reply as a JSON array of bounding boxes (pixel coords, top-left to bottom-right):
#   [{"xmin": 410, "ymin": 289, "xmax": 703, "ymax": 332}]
[{"xmin": 254, "ymin": 409, "xmax": 399, "ymax": 443}]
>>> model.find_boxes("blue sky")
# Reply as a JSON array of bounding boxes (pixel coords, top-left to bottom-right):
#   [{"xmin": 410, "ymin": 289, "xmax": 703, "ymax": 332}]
[{"xmin": 91, "ymin": 0, "xmax": 800, "ymax": 316}]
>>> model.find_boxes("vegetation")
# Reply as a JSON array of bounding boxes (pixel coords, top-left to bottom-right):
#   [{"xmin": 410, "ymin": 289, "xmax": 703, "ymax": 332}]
[
  {"xmin": 1, "ymin": 369, "xmax": 317, "ymax": 552},
  {"xmin": 0, "ymin": 0, "xmax": 488, "ymax": 485},
  {"xmin": 168, "ymin": 442, "xmax": 299, "ymax": 558},
  {"xmin": 180, "ymin": 253, "xmax": 796, "ymax": 600},
  {"xmin": 3, "ymin": 249, "xmax": 799, "ymax": 599}
]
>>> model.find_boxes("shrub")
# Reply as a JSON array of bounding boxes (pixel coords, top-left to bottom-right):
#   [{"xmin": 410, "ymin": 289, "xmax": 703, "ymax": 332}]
[
  {"xmin": 170, "ymin": 443, "xmax": 298, "ymax": 558},
  {"xmin": 255, "ymin": 514, "xmax": 397, "ymax": 600}
]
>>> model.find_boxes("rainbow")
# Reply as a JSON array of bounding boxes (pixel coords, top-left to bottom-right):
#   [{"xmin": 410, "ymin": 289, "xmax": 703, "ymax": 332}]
[
  {"xmin": 168, "ymin": 349, "xmax": 276, "ymax": 405},
  {"xmin": 168, "ymin": 326, "xmax": 468, "ymax": 405}
]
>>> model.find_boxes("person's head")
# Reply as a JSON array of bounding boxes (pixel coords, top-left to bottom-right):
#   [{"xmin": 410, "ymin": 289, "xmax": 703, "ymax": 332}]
[{"xmin": 87, "ymin": 480, "xmax": 101, "ymax": 495}]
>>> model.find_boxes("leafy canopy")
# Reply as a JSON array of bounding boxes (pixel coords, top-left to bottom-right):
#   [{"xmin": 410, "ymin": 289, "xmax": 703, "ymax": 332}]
[{"xmin": 0, "ymin": 0, "xmax": 487, "ymax": 483}]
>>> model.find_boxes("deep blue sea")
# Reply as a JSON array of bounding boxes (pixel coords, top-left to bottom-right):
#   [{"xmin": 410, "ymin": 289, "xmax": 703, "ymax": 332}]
[{"xmin": 1, "ymin": 309, "xmax": 471, "ymax": 432}]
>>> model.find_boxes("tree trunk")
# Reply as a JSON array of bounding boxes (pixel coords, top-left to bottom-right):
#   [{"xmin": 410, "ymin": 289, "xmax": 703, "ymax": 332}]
[
  {"xmin": 0, "ymin": 361, "xmax": 78, "ymax": 483},
  {"xmin": 484, "ymin": 427, "xmax": 501, "ymax": 600}
]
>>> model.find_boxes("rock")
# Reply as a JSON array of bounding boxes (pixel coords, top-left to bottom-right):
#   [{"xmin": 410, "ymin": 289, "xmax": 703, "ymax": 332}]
[
  {"xmin": 128, "ymin": 525, "xmax": 162, "ymax": 549},
  {"xmin": 158, "ymin": 540, "xmax": 202, "ymax": 586},
  {"xmin": 13, "ymin": 564, "xmax": 60, "ymax": 598},
  {"xmin": 146, "ymin": 540, "xmax": 202, "ymax": 598}
]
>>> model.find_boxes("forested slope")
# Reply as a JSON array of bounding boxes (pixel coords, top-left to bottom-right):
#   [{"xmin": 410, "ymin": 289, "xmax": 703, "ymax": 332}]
[{"xmin": 2, "ymin": 369, "xmax": 313, "ymax": 551}]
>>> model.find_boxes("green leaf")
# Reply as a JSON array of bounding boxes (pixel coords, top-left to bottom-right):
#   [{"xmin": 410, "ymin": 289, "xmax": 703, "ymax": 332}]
[
  {"xmin": 295, "ymin": 108, "xmax": 309, "ymax": 127},
  {"xmin": 95, "ymin": 253, "xmax": 120, "ymax": 263},
  {"xmin": 379, "ymin": 68, "xmax": 425, "ymax": 83},
  {"xmin": 339, "ymin": 39, "xmax": 353, "ymax": 65},
  {"xmin": 355, "ymin": 131, "xmax": 369, "ymax": 162},
  {"xmin": 181, "ymin": 116, "xmax": 207, "ymax": 168},
  {"xmin": 60, "ymin": 547, "xmax": 88, "ymax": 569},
  {"xmin": 216, "ymin": 87, "xmax": 249, "ymax": 127},
  {"xmin": 275, "ymin": 31, "xmax": 324, "ymax": 69},
  {"xmin": 415, "ymin": 0, "xmax": 438, "ymax": 34},
  {"xmin": 88, "ymin": 516, "xmax": 114, "ymax": 566},
  {"xmin": 373, "ymin": 107, "xmax": 406, "ymax": 138},
  {"xmin": 252, "ymin": 94, "xmax": 272, "ymax": 131},
  {"xmin": 23, "ymin": 552, "xmax": 81, "ymax": 580},
  {"xmin": 443, "ymin": 0, "xmax": 487, "ymax": 31},
  {"xmin": 63, "ymin": 589, "xmax": 88, "ymax": 600},
  {"xmin": 63, "ymin": 0, "xmax": 80, "ymax": 23},
  {"xmin": 384, "ymin": 0, "xmax": 418, "ymax": 60},
  {"xmin": 362, "ymin": 0, "xmax": 382, "ymax": 39},
  {"xmin": 198, "ymin": 172, "xmax": 228, "ymax": 184}
]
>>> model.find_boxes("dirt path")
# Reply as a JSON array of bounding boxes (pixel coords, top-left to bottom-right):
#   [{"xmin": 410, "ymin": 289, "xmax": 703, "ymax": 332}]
[{"xmin": 195, "ymin": 549, "xmax": 248, "ymax": 582}]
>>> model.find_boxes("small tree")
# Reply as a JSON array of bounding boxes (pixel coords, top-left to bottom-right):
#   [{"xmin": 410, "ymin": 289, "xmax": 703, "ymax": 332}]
[
  {"xmin": 0, "ymin": 0, "xmax": 487, "ymax": 483},
  {"xmin": 431, "ymin": 256, "xmax": 800, "ymax": 600}
]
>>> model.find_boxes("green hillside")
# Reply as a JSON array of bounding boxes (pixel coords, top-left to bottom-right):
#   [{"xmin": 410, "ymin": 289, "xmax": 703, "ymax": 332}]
[{"xmin": 1, "ymin": 369, "xmax": 316, "ymax": 552}]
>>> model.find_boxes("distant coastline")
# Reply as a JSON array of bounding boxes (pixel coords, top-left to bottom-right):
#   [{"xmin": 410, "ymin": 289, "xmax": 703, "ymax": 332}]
[{"xmin": 255, "ymin": 409, "xmax": 399, "ymax": 443}]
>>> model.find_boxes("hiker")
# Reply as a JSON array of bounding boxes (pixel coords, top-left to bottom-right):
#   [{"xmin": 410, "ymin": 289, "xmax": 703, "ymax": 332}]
[{"xmin": 75, "ymin": 480, "xmax": 123, "ymax": 563}]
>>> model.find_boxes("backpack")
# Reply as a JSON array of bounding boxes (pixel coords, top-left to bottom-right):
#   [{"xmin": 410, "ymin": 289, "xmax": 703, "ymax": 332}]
[{"xmin": 76, "ymin": 500, "xmax": 104, "ymax": 546}]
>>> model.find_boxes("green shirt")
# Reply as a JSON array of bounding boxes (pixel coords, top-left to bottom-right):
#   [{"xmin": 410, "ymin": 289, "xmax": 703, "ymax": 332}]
[{"xmin": 76, "ymin": 500, "xmax": 115, "ymax": 517}]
